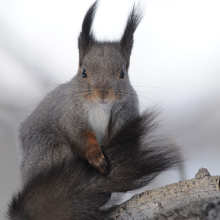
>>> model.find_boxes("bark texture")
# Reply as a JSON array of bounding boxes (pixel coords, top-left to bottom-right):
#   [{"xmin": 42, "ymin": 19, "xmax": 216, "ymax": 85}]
[{"xmin": 107, "ymin": 168, "xmax": 220, "ymax": 219}]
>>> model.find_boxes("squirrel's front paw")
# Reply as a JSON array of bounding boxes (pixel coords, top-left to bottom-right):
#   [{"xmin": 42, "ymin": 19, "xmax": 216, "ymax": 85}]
[{"xmin": 85, "ymin": 147, "xmax": 109, "ymax": 175}]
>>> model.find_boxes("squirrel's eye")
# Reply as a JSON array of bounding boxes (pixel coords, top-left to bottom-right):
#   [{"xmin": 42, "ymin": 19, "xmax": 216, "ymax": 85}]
[
  {"xmin": 82, "ymin": 68, "xmax": 87, "ymax": 78},
  {"xmin": 119, "ymin": 69, "xmax": 125, "ymax": 79}
]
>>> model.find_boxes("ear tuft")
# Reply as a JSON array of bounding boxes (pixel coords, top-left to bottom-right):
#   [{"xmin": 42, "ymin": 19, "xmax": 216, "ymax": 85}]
[
  {"xmin": 120, "ymin": 4, "xmax": 143, "ymax": 67},
  {"xmin": 78, "ymin": 1, "xmax": 98, "ymax": 65}
]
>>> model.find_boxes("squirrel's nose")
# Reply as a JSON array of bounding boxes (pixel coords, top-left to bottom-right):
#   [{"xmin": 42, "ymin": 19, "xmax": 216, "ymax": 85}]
[{"xmin": 94, "ymin": 88, "xmax": 111, "ymax": 99}]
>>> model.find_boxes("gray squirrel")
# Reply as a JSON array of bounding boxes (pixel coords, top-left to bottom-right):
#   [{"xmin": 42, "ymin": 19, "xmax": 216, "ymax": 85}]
[
  {"xmin": 7, "ymin": 1, "xmax": 181, "ymax": 220},
  {"xmin": 19, "ymin": 0, "xmax": 140, "ymax": 181}
]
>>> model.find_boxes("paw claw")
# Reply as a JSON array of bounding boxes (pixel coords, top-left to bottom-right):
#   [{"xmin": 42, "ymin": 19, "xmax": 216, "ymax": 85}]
[{"xmin": 86, "ymin": 148, "xmax": 109, "ymax": 175}]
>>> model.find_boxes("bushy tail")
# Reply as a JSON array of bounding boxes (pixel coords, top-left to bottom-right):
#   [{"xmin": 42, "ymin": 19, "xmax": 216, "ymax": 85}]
[{"xmin": 7, "ymin": 110, "xmax": 181, "ymax": 220}]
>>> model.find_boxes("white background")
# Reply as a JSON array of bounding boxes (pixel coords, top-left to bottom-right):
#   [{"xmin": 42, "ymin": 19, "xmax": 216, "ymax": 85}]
[{"xmin": 0, "ymin": 0, "xmax": 220, "ymax": 217}]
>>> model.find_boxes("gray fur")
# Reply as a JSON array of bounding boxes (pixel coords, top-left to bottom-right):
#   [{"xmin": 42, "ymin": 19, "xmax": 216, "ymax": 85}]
[{"xmin": 19, "ymin": 3, "xmax": 140, "ymax": 183}]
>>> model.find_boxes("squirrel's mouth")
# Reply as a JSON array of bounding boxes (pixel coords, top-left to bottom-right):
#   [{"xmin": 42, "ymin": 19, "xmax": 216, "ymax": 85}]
[
  {"xmin": 99, "ymin": 100, "xmax": 108, "ymax": 105},
  {"xmin": 88, "ymin": 90, "xmax": 117, "ymax": 107}
]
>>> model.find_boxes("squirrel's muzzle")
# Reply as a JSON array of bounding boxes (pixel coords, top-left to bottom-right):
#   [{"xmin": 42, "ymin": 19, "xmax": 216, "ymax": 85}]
[{"xmin": 94, "ymin": 88, "xmax": 112, "ymax": 100}]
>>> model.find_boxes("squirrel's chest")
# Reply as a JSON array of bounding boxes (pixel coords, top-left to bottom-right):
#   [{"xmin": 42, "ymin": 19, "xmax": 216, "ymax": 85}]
[{"xmin": 88, "ymin": 105, "xmax": 111, "ymax": 146}]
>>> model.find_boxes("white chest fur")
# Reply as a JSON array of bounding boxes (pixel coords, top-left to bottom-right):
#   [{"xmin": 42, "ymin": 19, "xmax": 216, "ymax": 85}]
[{"xmin": 87, "ymin": 104, "xmax": 111, "ymax": 146}]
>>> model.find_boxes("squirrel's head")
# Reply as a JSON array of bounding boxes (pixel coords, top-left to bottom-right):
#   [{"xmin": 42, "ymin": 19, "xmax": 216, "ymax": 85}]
[{"xmin": 77, "ymin": 1, "xmax": 143, "ymax": 107}]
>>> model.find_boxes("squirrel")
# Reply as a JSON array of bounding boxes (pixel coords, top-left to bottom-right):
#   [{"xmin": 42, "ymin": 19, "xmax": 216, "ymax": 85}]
[{"xmin": 7, "ymin": 1, "xmax": 181, "ymax": 220}]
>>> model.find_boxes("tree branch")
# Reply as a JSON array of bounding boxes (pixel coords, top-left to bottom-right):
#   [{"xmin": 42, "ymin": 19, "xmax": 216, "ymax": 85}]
[{"xmin": 107, "ymin": 168, "xmax": 220, "ymax": 219}]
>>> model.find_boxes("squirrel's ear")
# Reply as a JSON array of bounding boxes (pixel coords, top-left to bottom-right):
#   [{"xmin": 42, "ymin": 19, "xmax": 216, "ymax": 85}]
[
  {"xmin": 78, "ymin": 1, "xmax": 98, "ymax": 66},
  {"xmin": 120, "ymin": 5, "xmax": 143, "ymax": 68}
]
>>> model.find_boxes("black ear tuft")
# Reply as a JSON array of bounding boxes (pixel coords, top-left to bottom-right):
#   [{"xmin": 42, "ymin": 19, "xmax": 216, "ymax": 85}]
[
  {"xmin": 78, "ymin": 1, "xmax": 98, "ymax": 65},
  {"xmin": 120, "ymin": 4, "xmax": 143, "ymax": 67}
]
